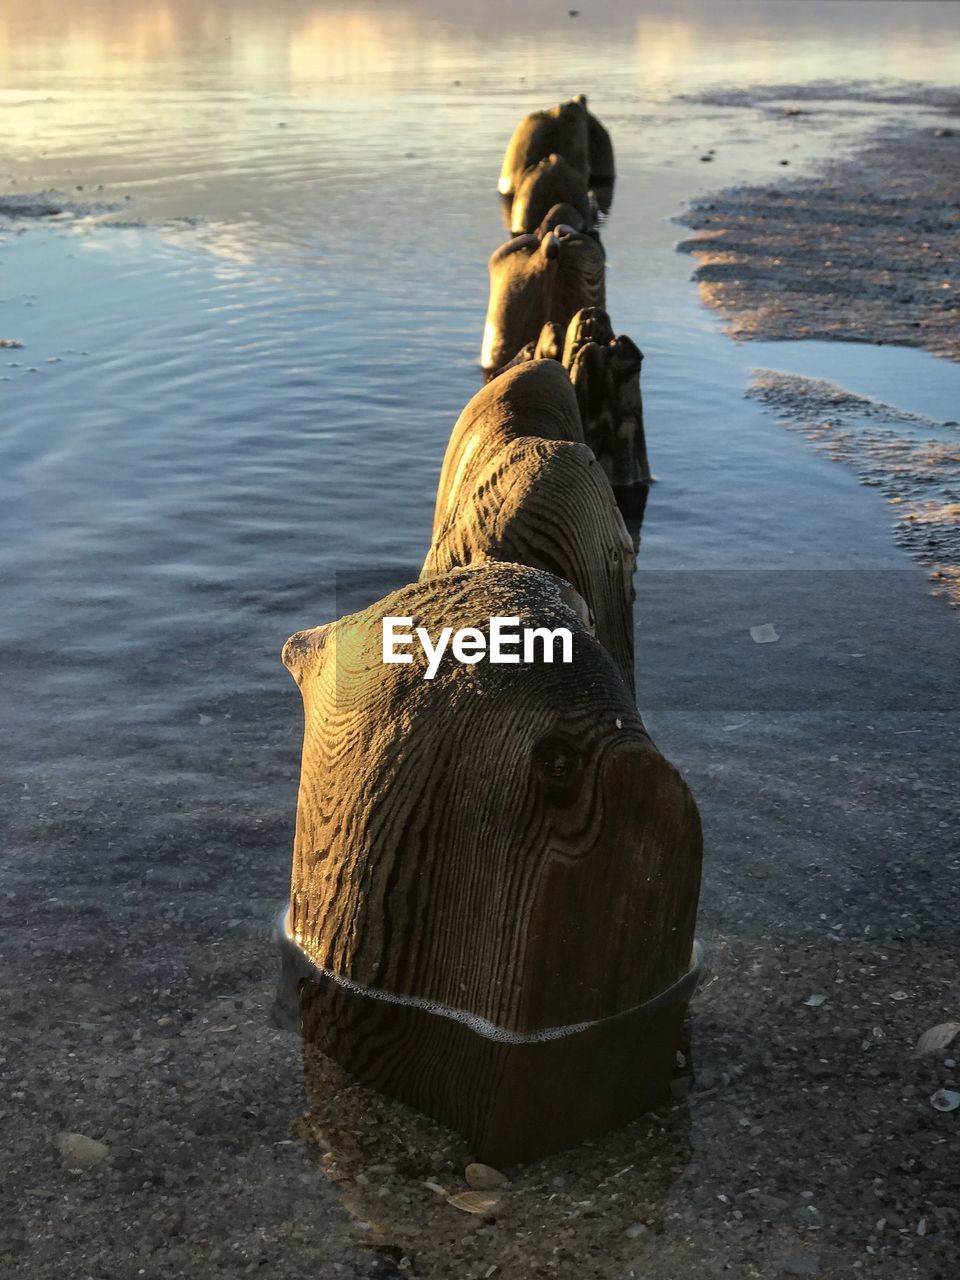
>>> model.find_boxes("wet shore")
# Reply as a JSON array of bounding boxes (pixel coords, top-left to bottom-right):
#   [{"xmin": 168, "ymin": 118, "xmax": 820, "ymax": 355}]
[{"xmin": 677, "ymin": 99, "xmax": 960, "ymax": 361}]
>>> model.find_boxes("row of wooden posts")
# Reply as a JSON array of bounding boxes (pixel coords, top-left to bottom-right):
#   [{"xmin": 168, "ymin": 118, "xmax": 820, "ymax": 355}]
[{"xmin": 279, "ymin": 97, "xmax": 704, "ymax": 1166}]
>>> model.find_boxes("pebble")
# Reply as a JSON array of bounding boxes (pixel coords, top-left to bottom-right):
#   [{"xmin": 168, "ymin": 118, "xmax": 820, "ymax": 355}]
[
  {"xmin": 57, "ymin": 1132, "xmax": 110, "ymax": 1169},
  {"xmin": 624, "ymin": 1223, "xmax": 647, "ymax": 1238},
  {"xmin": 784, "ymin": 1249, "xmax": 820, "ymax": 1276},
  {"xmin": 465, "ymin": 1162, "xmax": 508, "ymax": 1190},
  {"xmin": 929, "ymin": 1088, "xmax": 960, "ymax": 1112}
]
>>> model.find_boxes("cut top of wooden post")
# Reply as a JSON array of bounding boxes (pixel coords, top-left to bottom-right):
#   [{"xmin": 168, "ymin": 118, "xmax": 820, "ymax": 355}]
[
  {"xmin": 432, "ymin": 360, "xmax": 584, "ymax": 539},
  {"xmin": 283, "ymin": 562, "xmax": 701, "ymax": 1039},
  {"xmin": 423, "ymin": 437, "xmax": 637, "ymax": 695}
]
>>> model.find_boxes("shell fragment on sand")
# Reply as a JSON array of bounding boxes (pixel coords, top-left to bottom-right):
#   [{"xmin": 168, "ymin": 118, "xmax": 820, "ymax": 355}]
[{"xmin": 916, "ymin": 1022, "xmax": 960, "ymax": 1054}]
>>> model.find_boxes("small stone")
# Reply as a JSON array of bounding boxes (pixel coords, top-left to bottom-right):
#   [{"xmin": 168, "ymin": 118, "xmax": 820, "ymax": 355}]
[
  {"xmin": 465, "ymin": 1162, "xmax": 508, "ymax": 1190},
  {"xmin": 783, "ymin": 1250, "xmax": 820, "ymax": 1276},
  {"xmin": 751, "ymin": 622, "xmax": 780, "ymax": 644},
  {"xmin": 916, "ymin": 1022, "xmax": 960, "ymax": 1054},
  {"xmin": 57, "ymin": 1132, "xmax": 109, "ymax": 1169},
  {"xmin": 624, "ymin": 1223, "xmax": 647, "ymax": 1238},
  {"xmin": 930, "ymin": 1088, "xmax": 960, "ymax": 1112}
]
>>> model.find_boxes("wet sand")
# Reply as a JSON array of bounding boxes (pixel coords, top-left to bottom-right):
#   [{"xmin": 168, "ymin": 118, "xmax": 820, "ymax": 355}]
[
  {"xmin": 747, "ymin": 371, "xmax": 960, "ymax": 607},
  {"xmin": 678, "ymin": 98, "xmax": 960, "ymax": 361},
  {"xmin": 5, "ymin": 580, "xmax": 958, "ymax": 1280}
]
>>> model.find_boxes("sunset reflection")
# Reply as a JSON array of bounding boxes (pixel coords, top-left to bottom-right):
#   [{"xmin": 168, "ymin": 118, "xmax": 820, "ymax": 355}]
[{"xmin": 2, "ymin": 0, "xmax": 956, "ymax": 96}]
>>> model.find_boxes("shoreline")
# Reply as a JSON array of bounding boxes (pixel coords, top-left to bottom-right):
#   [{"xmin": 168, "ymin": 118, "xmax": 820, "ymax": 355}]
[{"xmin": 677, "ymin": 111, "xmax": 960, "ymax": 362}]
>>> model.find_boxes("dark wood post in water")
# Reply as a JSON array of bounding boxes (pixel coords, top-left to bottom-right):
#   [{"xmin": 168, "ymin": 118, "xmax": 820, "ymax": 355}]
[
  {"xmin": 562, "ymin": 308, "xmax": 651, "ymax": 515},
  {"xmin": 481, "ymin": 221, "xmax": 605, "ymax": 379},
  {"xmin": 509, "ymin": 155, "xmax": 593, "ymax": 235},
  {"xmin": 424, "ymin": 437, "xmax": 637, "ymax": 695},
  {"xmin": 282, "ymin": 563, "xmax": 702, "ymax": 1165},
  {"xmin": 497, "ymin": 95, "xmax": 615, "ymax": 212},
  {"xmin": 510, "ymin": 307, "xmax": 651, "ymax": 517}
]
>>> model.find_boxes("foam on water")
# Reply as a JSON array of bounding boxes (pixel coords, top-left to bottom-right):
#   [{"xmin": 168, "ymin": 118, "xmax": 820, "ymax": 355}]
[{"xmin": 275, "ymin": 905, "xmax": 703, "ymax": 1045}]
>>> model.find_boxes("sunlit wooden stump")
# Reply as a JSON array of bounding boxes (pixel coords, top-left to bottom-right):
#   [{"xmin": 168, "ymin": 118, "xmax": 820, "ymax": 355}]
[
  {"xmin": 563, "ymin": 308, "xmax": 650, "ymax": 515},
  {"xmin": 498, "ymin": 94, "xmax": 615, "ymax": 211},
  {"xmin": 481, "ymin": 219, "xmax": 605, "ymax": 379},
  {"xmin": 510, "ymin": 154, "xmax": 593, "ymax": 235},
  {"xmin": 432, "ymin": 359, "xmax": 585, "ymax": 535},
  {"xmin": 423, "ymin": 437, "xmax": 636, "ymax": 694},
  {"xmin": 282, "ymin": 563, "xmax": 702, "ymax": 1165}
]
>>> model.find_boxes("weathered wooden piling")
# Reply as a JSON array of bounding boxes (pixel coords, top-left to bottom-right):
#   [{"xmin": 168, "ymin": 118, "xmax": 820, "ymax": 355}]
[
  {"xmin": 498, "ymin": 94, "xmax": 615, "ymax": 204},
  {"xmin": 510, "ymin": 154, "xmax": 593, "ymax": 235},
  {"xmin": 432, "ymin": 359, "xmax": 585, "ymax": 536},
  {"xmin": 498, "ymin": 98, "xmax": 591, "ymax": 200},
  {"xmin": 482, "ymin": 220, "xmax": 606, "ymax": 378},
  {"xmin": 283, "ymin": 563, "xmax": 702, "ymax": 1165},
  {"xmin": 510, "ymin": 307, "xmax": 651, "ymax": 515},
  {"xmin": 423, "ymin": 437, "xmax": 637, "ymax": 693},
  {"xmin": 279, "ymin": 95, "xmax": 701, "ymax": 1169},
  {"xmin": 563, "ymin": 308, "xmax": 650, "ymax": 514}
]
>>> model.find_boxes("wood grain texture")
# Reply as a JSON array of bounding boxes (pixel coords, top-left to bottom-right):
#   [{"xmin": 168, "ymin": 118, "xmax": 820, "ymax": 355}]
[
  {"xmin": 512, "ymin": 308, "xmax": 651, "ymax": 515},
  {"xmin": 284, "ymin": 562, "xmax": 701, "ymax": 1032},
  {"xmin": 285, "ymin": 562, "xmax": 701, "ymax": 1159},
  {"xmin": 510, "ymin": 155, "xmax": 592, "ymax": 235},
  {"xmin": 422, "ymin": 437, "xmax": 637, "ymax": 694},
  {"xmin": 432, "ymin": 360, "xmax": 584, "ymax": 539},
  {"xmin": 481, "ymin": 223, "xmax": 606, "ymax": 378}
]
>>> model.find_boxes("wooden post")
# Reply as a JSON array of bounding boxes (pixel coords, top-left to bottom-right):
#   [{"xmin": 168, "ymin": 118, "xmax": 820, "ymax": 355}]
[
  {"xmin": 481, "ymin": 221, "xmax": 605, "ymax": 378},
  {"xmin": 498, "ymin": 100, "xmax": 591, "ymax": 199},
  {"xmin": 509, "ymin": 155, "xmax": 593, "ymax": 235},
  {"xmin": 432, "ymin": 359, "xmax": 585, "ymax": 537},
  {"xmin": 563, "ymin": 308, "xmax": 651, "ymax": 514},
  {"xmin": 283, "ymin": 563, "xmax": 702, "ymax": 1165},
  {"xmin": 423, "ymin": 437, "xmax": 637, "ymax": 694},
  {"xmin": 510, "ymin": 307, "xmax": 650, "ymax": 515}
]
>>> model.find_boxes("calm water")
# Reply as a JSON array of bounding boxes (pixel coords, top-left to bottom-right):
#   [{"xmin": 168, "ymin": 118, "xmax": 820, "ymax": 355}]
[
  {"xmin": 3, "ymin": 0, "xmax": 959, "ymax": 864},
  {"xmin": 4, "ymin": 4, "xmax": 960, "ymax": 711}
]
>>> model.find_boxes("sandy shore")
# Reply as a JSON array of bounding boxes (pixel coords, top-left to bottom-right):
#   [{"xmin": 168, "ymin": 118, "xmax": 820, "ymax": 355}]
[{"xmin": 677, "ymin": 106, "xmax": 960, "ymax": 361}]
